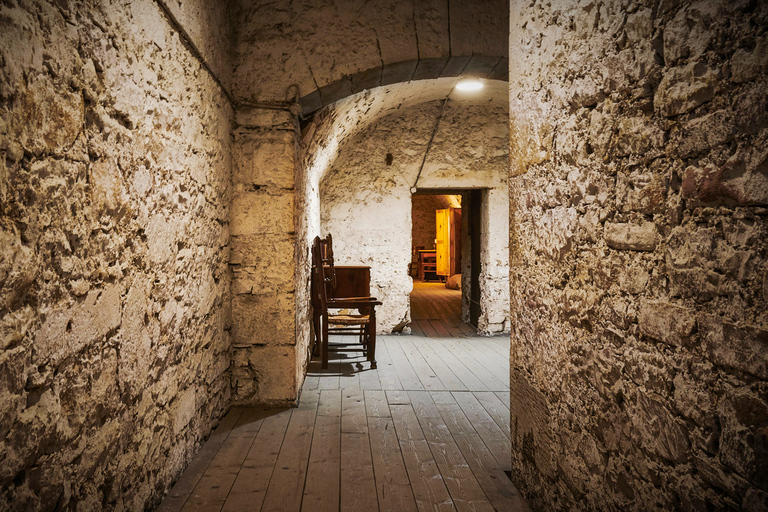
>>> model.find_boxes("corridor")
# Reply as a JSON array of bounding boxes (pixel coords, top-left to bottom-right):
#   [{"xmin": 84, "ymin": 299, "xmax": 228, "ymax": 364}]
[
  {"xmin": 158, "ymin": 335, "xmax": 526, "ymax": 512},
  {"xmin": 410, "ymin": 280, "xmax": 468, "ymax": 337}
]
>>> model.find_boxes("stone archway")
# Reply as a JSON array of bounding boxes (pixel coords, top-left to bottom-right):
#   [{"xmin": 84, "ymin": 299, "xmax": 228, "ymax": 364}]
[
  {"xmin": 311, "ymin": 81, "xmax": 510, "ymax": 334},
  {"xmin": 228, "ymin": 0, "xmax": 512, "ymax": 407}
]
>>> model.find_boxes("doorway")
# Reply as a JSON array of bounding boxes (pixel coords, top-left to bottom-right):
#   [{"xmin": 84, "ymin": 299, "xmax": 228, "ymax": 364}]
[{"xmin": 409, "ymin": 189, "xmax": 482, "ymax": 335}]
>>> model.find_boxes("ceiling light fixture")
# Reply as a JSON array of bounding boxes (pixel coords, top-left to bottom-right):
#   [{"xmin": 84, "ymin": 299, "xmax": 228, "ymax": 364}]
[{"xmin": 455, "ymin": 78, "xmax": 484, "ymax": 92}]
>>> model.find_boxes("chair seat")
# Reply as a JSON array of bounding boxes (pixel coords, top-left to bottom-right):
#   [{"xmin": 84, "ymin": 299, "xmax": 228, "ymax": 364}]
[{"xmin": 329, "ymin": 314, "xmax": 370, "ymax": 326}]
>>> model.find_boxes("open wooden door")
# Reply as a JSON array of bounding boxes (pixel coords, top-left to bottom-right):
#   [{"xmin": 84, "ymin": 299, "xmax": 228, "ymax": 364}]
[{"xmin": 436, "ymin": 207, "xmax": 462, "ymax": 278}]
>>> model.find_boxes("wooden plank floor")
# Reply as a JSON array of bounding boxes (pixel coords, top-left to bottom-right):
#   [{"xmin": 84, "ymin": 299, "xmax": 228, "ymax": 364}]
[
  {"xmin": 158, "ymin": 335, "xmax": 527, "ymax": 512},
  {"xmin": 410, "ymin": 279, "xmax": 473, "ymax": 337}
]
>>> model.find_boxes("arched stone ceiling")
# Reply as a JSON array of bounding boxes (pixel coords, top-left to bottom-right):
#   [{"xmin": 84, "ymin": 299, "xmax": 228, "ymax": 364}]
[
  {"xmin": 303, "ymin": 77, "xmax": 508, "ymax": 187},
  {"xmin": 232, "ymin": 0, "xmax": 509, "ymax": 105}
]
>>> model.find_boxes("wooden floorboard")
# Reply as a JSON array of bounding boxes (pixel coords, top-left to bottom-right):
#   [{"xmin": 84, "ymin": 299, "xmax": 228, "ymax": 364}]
[
  {"xmin": 382, "ymin": 338, "xmax": 426, "ymax": 391},
  {"xmin": 260, "ymin": 391, "xmax": 318, "ymax": 512},
  {"xmin": 302, "ymin": 390, "xmax": 341, "ymax": 512},
  {"xmin": 160, "ymin": 335, "xmax": 524, "ymax": 512},
  {"xmin": 159, "ymin": 409, "xmax": 243, "ymax": 512},
  {"xmin": 431, "ymin": 392, "xmax": 530, "ymax": 512},
  {"xmin": 390, "ymin": 403, "xmax": 456, "ymax": 512},
  {"xmin": 221, "ymin": 409, "xmax": 291, "ymax": 512},
  {"xmin": 368, "ymin": 416, "xmax": 418, "ymax": 512},
  {"xmin": 410, "ymin": 281, "xmax": 462, "ymax": 322},
  {"xmin": 341, "ymin": 432, "xmax": 379, "ymax": 511},
  {"xmin": 407, "ymin": 337, "xmax": 467, "ymax": 391},
  {"xmin": 474, "ymin": 391, "xmax": 512, "ymax": 440},
  {"xmin": 408, "ymin": 391, "xmax": 495, "ymax": 512},
  {"xmin": 452, "ymin": 392, "xmax": 512, "ymax": 472}
]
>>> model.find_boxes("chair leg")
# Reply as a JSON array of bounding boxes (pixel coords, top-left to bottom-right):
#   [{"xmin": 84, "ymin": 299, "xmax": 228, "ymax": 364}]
[
  {"xmin": 312, "ymin": 313, "xmax": 321, "ymax": 357},
  {"xmin": 369, "ymin": 313, "xmax": 377, "ymax": 369},
  {"xmin": 322, "ymin": 316, "xmax": 329, "ymax": 369}
]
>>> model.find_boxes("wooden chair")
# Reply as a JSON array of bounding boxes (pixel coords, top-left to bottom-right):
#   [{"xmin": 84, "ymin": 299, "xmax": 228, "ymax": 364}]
[{"xmin": 311, "ymin": 235, "xmax": 381, "ymax": 369}]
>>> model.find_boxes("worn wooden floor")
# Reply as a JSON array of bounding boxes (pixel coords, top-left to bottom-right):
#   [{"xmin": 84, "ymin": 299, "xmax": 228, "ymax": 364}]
[
  {"xmin": 410, "ymin": 279, "xmax": 471, "ymax": 337},
  {"xmin": 158, "ymin": 333, "xmax": 526, "ymax": 512}
]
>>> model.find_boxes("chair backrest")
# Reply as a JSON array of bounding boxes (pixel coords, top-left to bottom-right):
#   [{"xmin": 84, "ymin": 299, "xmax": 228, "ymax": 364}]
[
  {"xmin": 311, "ymin": 235, "xmax": 336, "ymax": 311},
  {"xmin": 321, "ymin": 234, "xmax": 336, "ymax": 290}
]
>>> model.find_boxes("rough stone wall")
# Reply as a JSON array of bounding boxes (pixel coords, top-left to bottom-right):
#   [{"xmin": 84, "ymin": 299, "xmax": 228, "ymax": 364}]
[
  {"xmin": 411, "ymin": 194, "xmax": 460, "ymax": 254},
  {"xmin": 318, "ymin": 87, "xmax": 509, "ymax": 333},
  {"xmin": 229, "ymin": 106, "xmax": 307, "ymax": 405},
  {"xmin": 508, "ymin": 0, "xmax": 768, "ymax": 509},
  {"xmin": 0, "ymin": 1, "xmax": 232, "ymax": 509},
  {"xmin": 157, "ymin": 0, "xmax": 234, "ymax": 88}
]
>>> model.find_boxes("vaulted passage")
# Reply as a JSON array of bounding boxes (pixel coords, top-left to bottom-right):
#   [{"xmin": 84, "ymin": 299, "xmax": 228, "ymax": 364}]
[{"xmin": 1, "ymin": 1, "xmax": 767, "ymax": 510}]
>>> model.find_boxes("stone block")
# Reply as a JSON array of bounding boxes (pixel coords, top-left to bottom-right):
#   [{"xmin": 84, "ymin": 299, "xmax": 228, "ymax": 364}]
[
  {"xmin": 146, "ymin": 214, "xmax": 179, "ymax": 265},
  {"xmin": 731, "ymin": 35, "xmax": 768, "ymax": 84},
  {"xmin": 673, "ymin": 373, "xmax": 713, "ymax": 425},
  {"xmin": 662, "ymin": 5, "xmax": 715, "ymax": 66},
  {"xmin": 619, "ymin": 264, "xmax": 649, "ymax": 295},
  {"xmin": 624, "ymin": 8, "xmax": 653, "ymax": 43},
  {"xmin": 510, "ymin": 369, "xmax": 555, "ymax": 478},
  {"xmin": 318, "ymin": 76, "xmax": 352, "ymax": 105},
  {"xmin": 0, "ymin": 221, "xmax": 38, "ymax": 314},
  {"xmin": 300, "ymin": 90, "xmax": 323, "ymax": 116},
  {"xmin": 631, "ymin": 391, "xmax": 690, "ymax": 463},
  {"xmin": 568, "ymin": 168, "xmax": 611, "ymax": 206},
  {"xmin": 463, "ymin": 55, "xmax": 501, "ymax": 78},
  {"xmin": 604, "ymin": 222, "xmax": 658, "ymax": 251},
  {"xmin": 612, "ymin": 116, "xmax": 664, "ymax": 157},
  {"xmin": 232, "ymin": 264, "xmax": 295, "ymax": 296},
  {"xmin": 233, "ymin": 131, "xmax": 296, "ymax": 189},
  {"xmin": 90, "ymin": 157, "xmax": 130, "ymax": 219},
  {"xmin": 118, "ymin": 275, "xmax": 153, "ymax": 396},
  {"xmin": 682, "ymin": 157, "xmax": 768, "ymax": 206},
  {"xmin": 235, "ymin": 106, "xmax": 295, "ymax": 130},
  {"xmin": 488, "ymin": 58, "xmax": 508, "ymax": 81},
  {"xmin": 638, "ymin": 299, "xmax": 695, "ymax": 346},
  {"xmin": 568, "ymin": 76, "xmax": 602, "ymax": 109},
  {"xmin": 670, "ymin": 110, "xmax": 735, "ymax": 158},
  {"xmin": 172, "ymin": 387, "xmax": 197, "ymax": 436},
  {"xmin": 588, "ymin": 108, "xmax": 613, "ymax": 160},
  {"xmin": 654, "ymin": 61, "xmax": 719, "ymax": 118},
  {"xmin": 602, "ymin": 296, "xmax": 631, "ymax": 330},
  {"xmin": 350, "ymin": 66, "xmax": 382, "ymax": 92},
  {"xmin": 532, "ymin": 206, "xmax": 577, "ymax": 261},
  {"xmin": 231, "ymin": 293, "xmax": 296, "ymax": 347},
  {"xmin": 381, "ymin": 60, "xmax": 418, "ymax": 85},
  {"xmin": 230, "ymin": 190, "xmax": 294, "ymax": 236},
  {"xmin": 231, "ymin": 345, "xmax": 297, "ymax": 405},
  {"xmin": 718, "ymin": 387, "xmax": 768, "ymax": 488},
  {"xmin": 616, "ymin": 171, "xmax": 667, "ymax": 214},
  {"xmin": 413, "ymin": 58, "xmax": 448, "ymax": 80},
  {"xmin": 11, "ymin": 74, "xmax": 84, "ymax": 155},
  {"xmin": 36, "ymin": 284, "xmax": 122, "ymax": 365},
  {"xmin": 699, "ymin": 315, "xmax": 768, "ymax": 379}
]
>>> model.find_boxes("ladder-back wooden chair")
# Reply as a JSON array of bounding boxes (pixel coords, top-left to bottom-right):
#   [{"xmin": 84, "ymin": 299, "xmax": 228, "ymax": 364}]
[{"xmin": 311, "ymin": 235, "xmax": 381, "ymax": 369}]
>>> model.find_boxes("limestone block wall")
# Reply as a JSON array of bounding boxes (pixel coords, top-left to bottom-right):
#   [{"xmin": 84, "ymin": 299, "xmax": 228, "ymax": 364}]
[
  {"xmin": 508, "ymin": 0, "xmax": 768, "ymax": 509},
  {"xmin": 317, "ymin": 86, "xmax": 509, "ymax": 333},
  {"xmin": 230, "ymin": 106, "xmax": 308, "ymax": 406},
  {"xmin": 0, "ymin": 1, "xmax": 232, "ymax": 509}
]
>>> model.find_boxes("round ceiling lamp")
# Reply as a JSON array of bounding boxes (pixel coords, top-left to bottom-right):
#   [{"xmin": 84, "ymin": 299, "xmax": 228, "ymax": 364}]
[{"xmin": 455, "ymin": 78, "xmax": 484, "ymax": 92}]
